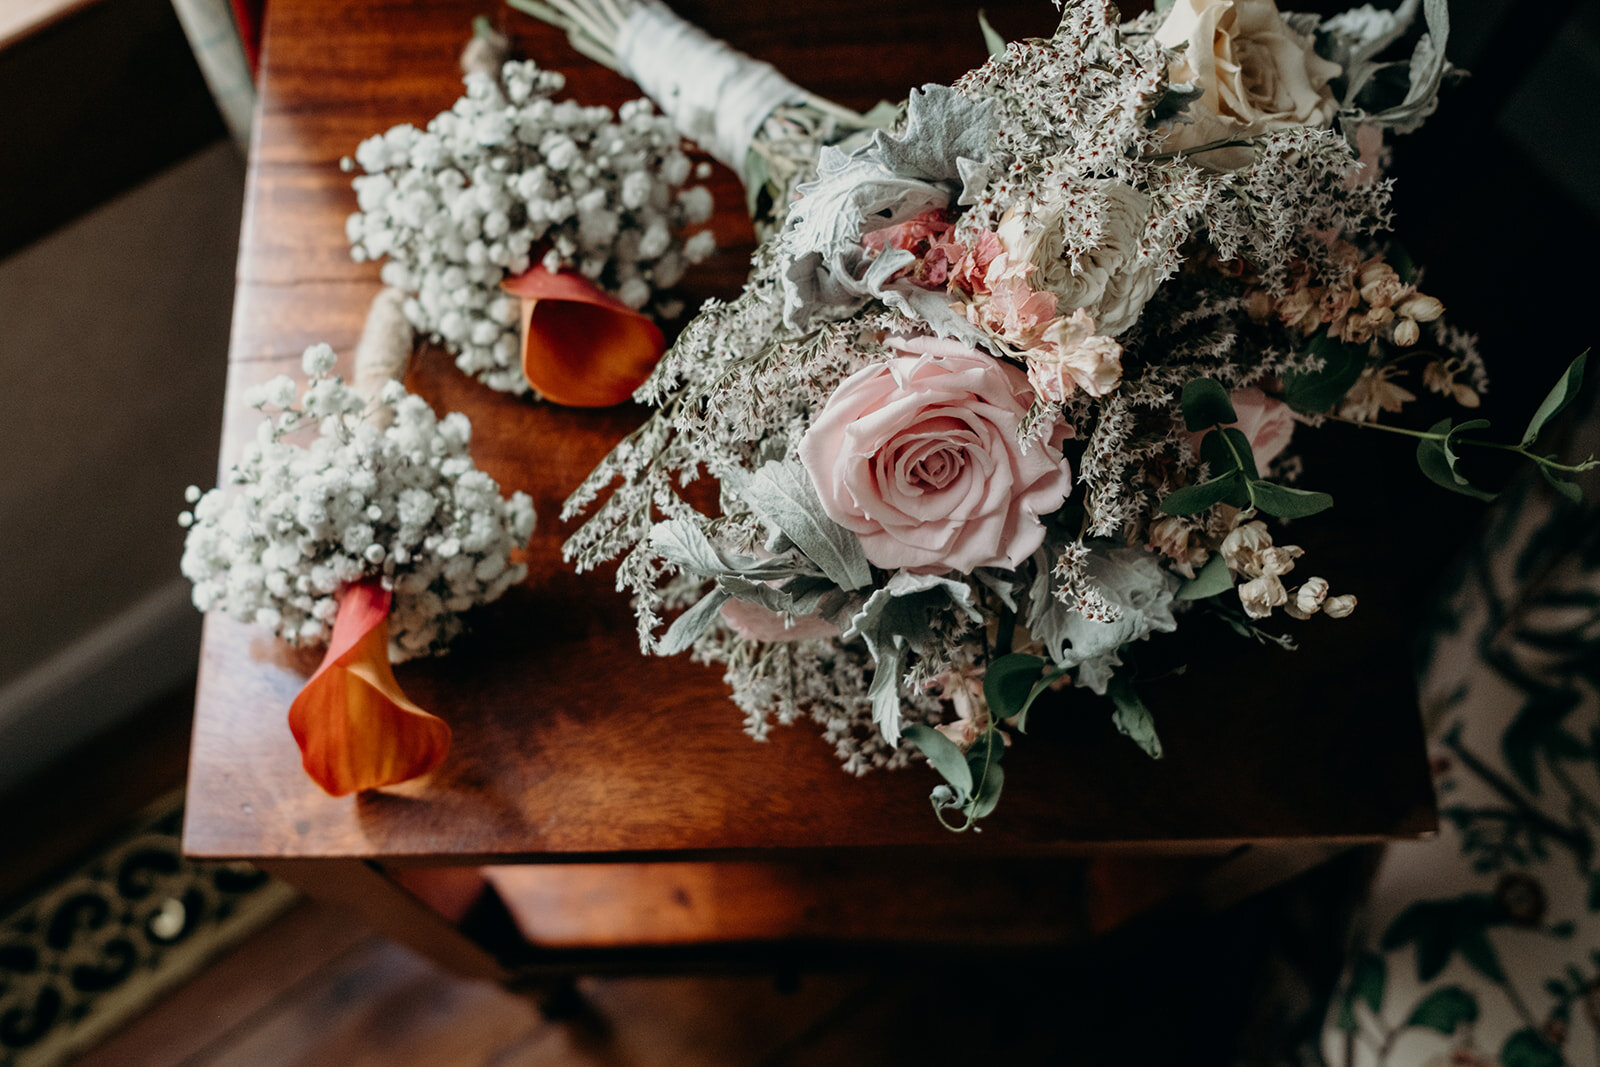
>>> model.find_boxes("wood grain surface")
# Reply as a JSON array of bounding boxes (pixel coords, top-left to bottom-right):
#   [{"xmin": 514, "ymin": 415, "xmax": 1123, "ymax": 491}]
[{"xmin": 183, "ymin": 0, "xmax": 1437, "ymax": 864}]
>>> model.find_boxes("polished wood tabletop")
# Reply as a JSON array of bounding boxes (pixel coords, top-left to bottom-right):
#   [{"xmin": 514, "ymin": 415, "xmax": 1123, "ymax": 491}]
[{"xmin": 182, "ymin": 0, "xmax": 1437, "ymax": 865}]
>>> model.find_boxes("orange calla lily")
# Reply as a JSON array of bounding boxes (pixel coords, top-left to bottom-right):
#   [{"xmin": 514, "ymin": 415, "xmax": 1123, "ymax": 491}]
[
  {"xmin": 502, "ymin": 266, "xmax": 665, "ymax": 407},
  {"xmin": 287, "ymin": 580, "xmax": 450, "ymax": 796}
]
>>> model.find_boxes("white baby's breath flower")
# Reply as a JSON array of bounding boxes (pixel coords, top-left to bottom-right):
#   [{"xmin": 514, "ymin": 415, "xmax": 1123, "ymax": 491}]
[
  {"xmin": 180, "ymin": 347, "xmax": 537, "ymax": 661},
  {"xmin": 345, "ymin": 60, "xmax": 715, "ymax": 394}
]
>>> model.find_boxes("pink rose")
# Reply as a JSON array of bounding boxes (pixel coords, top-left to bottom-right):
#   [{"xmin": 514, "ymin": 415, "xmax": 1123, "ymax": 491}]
[
  {"xmin": 798, "ymin": 337, "xmax": 1073, "ymax": 573},
  {"xmin": 1188, "ymin": 386, "xmax": 1295, "ymax": 467},
  {"xmin": 719, "ymin": 599, "xmax": 842, "ymax": 643}
]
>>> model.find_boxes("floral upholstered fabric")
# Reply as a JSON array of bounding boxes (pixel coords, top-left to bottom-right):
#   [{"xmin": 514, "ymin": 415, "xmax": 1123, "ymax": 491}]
[{"xmin": 1324, "ymin": 407, "xmax": 1600, "ymax": 1066}]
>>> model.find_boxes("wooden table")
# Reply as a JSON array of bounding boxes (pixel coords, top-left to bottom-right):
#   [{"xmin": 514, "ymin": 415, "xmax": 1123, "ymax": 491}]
[{"xmin": 183, "ymin": 0, "xmax": 1437, "ymax": 984}]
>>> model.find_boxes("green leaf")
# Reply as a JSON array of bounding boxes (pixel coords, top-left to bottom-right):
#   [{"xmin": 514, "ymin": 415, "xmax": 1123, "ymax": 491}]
[
  {"xmin": 656, "ymin": 588, "xmax": 731, "ymax": 655},
  {"xmin": 1249, "ymin": 480, "xmax": 1335, "ymax": 519},
  {"xmin": 965, "ymin": 732, "xmax": 1006, "ymax": 818},
  {"xmin": 1153, "ymin": 0, "xmax": 1175, "ymax": 11},
  {"xmin": 902, "ymin": 724, "xmax": 973, "ymax": 797},
  {"xmin": 977, "ymin": 8, "xmax": 1006, "ymax": 57},
  {"xmin": 1283, "ymin": 332, "xmax": 1368, "ymax": 415},
  {"xmin": 1108, "ymin": 678, "xmax": 1163, "ymax": 759},
  {"xmin": 1198, "ymin": 426, "xmax": 1259, "ymax": 478},
  {"xmin": 1352, "ymin": 951, "xmax": 1386, "ymax": 1015},
  {"xmin": 1159, "ymin": 473, "xmax": 1242, "ymax": 516},
  {"xmin": 968, "ymin": 759, "xmax": 1005, "ymax": 818},
  {"xmin": 732, "ymin": 460, "xmax": 873, "ymax": 590},
  {"xmin": 1388, "ymin": 242, "xmax": 1417, "ymax": 284},
  {"xmin": 1444, "ymin": 418, "xmax": 1492, "ymax": 472},
  {"xmin": 1457, "ymin": 927, "xmax": 1506, "ymax": 983},
  {"xmin": 1181, "ymin": 378, "xmax": 1236, "ymax": 431},
  {"xmin": 1501, "ymin": 1029, "xmax": 1563, "ymax": 1067},
  {"xmin": 1417, "ymin": 419, "xmax": 1497, "ymax": 501},
  {"xmin": 1007, "ymin": 672, "xmax": 1064, "ymax": 734},
  {"xmin": 1540, "ymin": 464, "xmax": 1584, "ymax": 505},
  {"xmin": 984, "ymin": 653, "xmax": 1045, "ymax": 720},
  {"xmin": 1502, "ymin": 691, "xmax": 1583, "ymax": 795},
  {"xmin": 1176, "ymin": 552, "xmax": 1233, "ymax": 601},
  {"xmin": 1522, "ymin": 349, "xmax": 1589, "ymax": 446},
  {"xmin": 1404, "ymin": 986, "xmax": 1479, "ymax": 1034},
  {"xmin": 1219, "ymin": 427, "xmax": 1259, "ymax": 477}
]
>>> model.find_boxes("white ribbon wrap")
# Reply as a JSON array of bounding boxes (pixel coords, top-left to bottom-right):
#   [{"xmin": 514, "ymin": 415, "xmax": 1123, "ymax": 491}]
[{"xmin": 616, "ymin": 1, "xmax": 806, "ymax": 175}]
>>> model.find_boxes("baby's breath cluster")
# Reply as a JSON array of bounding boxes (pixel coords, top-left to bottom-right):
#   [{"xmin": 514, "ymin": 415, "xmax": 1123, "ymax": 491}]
[
  {"xmin": 344, "ymin": 60, "xmax": 717, "ymax": 393},
  {"xmin": 180, "ymin": 345, "xmax": 537, "ymax": 660}
]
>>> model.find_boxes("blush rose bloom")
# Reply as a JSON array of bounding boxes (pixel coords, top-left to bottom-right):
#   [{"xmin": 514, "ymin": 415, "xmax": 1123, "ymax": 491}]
[
  {"xmin": 1186, "ymin": 386, "xmax": 1296, "ymax": 467},
  {"xmin": 798, "ymin": 337, "xmax": 1072, "ymax": 573},
  {"xmin": 1155, "ymin": 0, "xmax": 1341, "ymax": 159}
]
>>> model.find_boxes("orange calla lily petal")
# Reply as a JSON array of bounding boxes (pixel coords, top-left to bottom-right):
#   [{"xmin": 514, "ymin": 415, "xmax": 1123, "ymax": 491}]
[
  {"xmin": 287, "ymin": 580, "xmax": 451, "ymax": 796},
  {"xmin": 502, "ymin": 266, "xmax": 665, "ymax": 407}
]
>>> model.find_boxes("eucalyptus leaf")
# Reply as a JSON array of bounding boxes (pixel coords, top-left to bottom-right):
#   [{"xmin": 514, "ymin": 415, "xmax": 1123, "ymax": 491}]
[
  {"xmin": 1201, "ymin": 427, "xmax": 1258, "ymax": 477},
  {"xmin": 1176, "ymin": 552, "xmax": 1234, "ymax": 601},
  {"xmin": 903, "ymin": 723, "xmax": 974, "ymax": 796},
  {"xmin": 967, "ymin": 760, "xmax": 1005, "ymax": 819},
  {"xmin": 732, "ymin": 461, "xmax": 873, "ymax": 589},
  {"xmin": 1283, "ymin": 332, "xmax": 1368, "ymax": 415},
  {"xmin": 1416, "ymin": 419, "xmax": 1496, "ymax": 501},
  {"xmin": 1159, "ymin": 473, "xmax": 1242, "ymax": 516},
  {"xmin": 1108, "ymin": 678, "xmax": 1164, "ymax": 759},
  {"xmin": 965, "ymin": 732, "xmax": 1006, "ymax": 818},
  {"xmin": 1443, "ymin": 418, "xmax": 1491, "ymax": 473},
  {"xmin": 977, "ymin": 8, "xmax": 1006, "ymax": 57},
  {"xmin": 1009, "ymin": 672, "xmax": 1064, "ymax": 734},
  {"xmin": 1541, "ymin": 465, "xmax": 1583, "ymax": 505},
  {"xmin": 984, "ymin": 653, "xmax": 1046, "ymax": 719},
  {"xmin": 1181, "ymin": 378, "xmax": 1237, "ymax": 431},
  {"xmin": 1522, "ymin": 350, "xmax": 1589, "ymax": 446},
  {"xmin": 1249, "ymin": 480, "xmax": 1335, "ymax": 519}
]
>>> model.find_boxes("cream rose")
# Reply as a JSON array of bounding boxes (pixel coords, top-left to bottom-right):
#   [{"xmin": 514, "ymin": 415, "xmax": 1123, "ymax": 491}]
[
  {"xmin": 994, "ymin": 182, "xmax": 1162, "ymax": 337},
  {"xmin": 798, "ymin": 337, "xmax": 1072, "ymax": 573},
  {"xmin": 1155, "ymin": 0, "xmax": 1341, "ymax": 156}
]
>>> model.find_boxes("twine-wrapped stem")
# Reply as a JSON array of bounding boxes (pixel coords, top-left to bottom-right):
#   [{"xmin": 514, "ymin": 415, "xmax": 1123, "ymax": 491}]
[{"xmin": 352, "ymin": 287, "xmax": 414, "ymax": 427}]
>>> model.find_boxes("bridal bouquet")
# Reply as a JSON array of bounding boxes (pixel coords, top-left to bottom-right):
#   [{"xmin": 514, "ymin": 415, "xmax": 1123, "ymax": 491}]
[{"xmin": 536, "ymin": 0, "xmax": 1595, "ymax": 828}]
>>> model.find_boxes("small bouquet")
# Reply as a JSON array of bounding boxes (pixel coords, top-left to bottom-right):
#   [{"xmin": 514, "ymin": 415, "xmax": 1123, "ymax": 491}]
[
  {"xmin": 181, "ymin": 293, "xmax": 537, "ymax": 794},
  {"xmin": 344, "ymin": 47, "xmax": 717, "ymax": 401},
  {"xmin": 534, "ymin": 0, "xmax": 1596, "ymax": 829}
]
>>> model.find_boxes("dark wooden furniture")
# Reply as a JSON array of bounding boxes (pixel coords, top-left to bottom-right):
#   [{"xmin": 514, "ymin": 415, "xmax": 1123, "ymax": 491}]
[{"xmin": 184, "ymin": 0, "xmax": 1437, "ymax": 984}]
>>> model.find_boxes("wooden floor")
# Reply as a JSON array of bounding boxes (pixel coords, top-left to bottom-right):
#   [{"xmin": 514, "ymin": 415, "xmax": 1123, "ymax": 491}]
[{"xmin": 75, "ymin": 897, "xmax": 1068, "ymax": 1066}]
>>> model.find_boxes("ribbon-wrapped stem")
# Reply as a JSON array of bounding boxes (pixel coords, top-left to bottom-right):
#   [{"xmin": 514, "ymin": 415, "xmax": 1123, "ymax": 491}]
[{"xmin": 510, "ymin": 0, "xmax": 883, "ymax": 211}]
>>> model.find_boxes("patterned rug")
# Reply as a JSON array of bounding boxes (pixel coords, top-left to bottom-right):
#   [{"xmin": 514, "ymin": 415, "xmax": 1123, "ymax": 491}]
[{"xmin": 0, "ymin": 792, "xmax": 296, "ymax": 1067}]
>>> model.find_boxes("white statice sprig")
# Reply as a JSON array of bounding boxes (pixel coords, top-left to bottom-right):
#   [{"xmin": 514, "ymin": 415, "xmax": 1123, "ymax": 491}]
[
  {"xmin": 344, "ymin": 60, "xmax": 716, "ymax": 393},
  {"xmin": 180, "ymin": 344, "xmax": 537, "ymax": 660}
]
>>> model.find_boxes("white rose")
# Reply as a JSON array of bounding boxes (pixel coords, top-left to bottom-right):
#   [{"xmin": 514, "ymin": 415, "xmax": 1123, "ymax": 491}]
[
  {"xmin": 1155, "ymin": 0, "xmax": 1342, "ymax": 156},
  {"xmin": 995, "ymin": 182, "xmax": 1162, "ymax": 337}
]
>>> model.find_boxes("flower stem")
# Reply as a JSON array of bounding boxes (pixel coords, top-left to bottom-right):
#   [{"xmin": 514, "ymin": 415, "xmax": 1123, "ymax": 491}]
[
  {"xmin": 1141, "ymin": 136, "xmax": 1258, "ymax": 162},
  {"xmin": 1325, "ymin": 412, "xmax": 1599, "ymax": 474}
]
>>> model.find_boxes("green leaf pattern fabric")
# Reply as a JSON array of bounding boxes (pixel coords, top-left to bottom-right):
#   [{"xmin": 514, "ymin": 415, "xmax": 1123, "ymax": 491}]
[{"xmin": 1323, "ymin": 397, "xmax": 1600, "ymax": 1066}]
